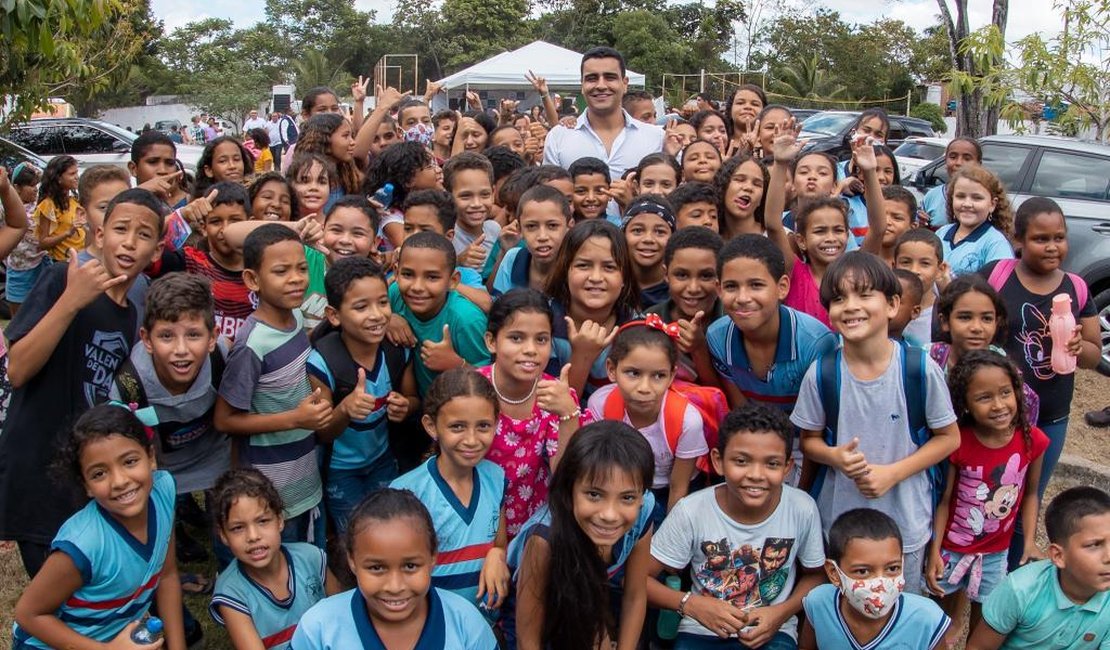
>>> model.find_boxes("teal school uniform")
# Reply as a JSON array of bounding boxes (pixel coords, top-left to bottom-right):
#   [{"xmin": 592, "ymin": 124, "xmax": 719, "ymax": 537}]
[{"xmin": 388, "ymin": 284, "xmax": 491, "ymax": 394}]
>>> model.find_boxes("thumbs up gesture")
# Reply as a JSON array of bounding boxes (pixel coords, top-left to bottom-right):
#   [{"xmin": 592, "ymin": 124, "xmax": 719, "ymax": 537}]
[
  {"xmin": 835, "ymin": 437, "xmax": 870, "ymax": 480},
  {"xmin": 294, "ymin": 387, "xmax": 334, "ymax": 431},
  {"xmin": 421, "ymin": 324, "xmax": 463, "ymax": 372},
  {"xmin": 536, "ymin": 363, "xmax": 577, "ymax": 418},
  {"xmin": 458, "ymin": 233, "xmax": 488, "ymax": 269},
  {"xmin": 341, "ymin": 367, "xmax": 378, "ymax": 421},
  {"xmin": 675, "ymin": 310, "xmax": 706, "ymax": 354}
]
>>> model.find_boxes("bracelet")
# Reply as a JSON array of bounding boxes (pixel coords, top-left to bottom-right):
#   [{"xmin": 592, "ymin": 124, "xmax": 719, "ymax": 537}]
[
  {"xmin": 558, "ymin": 408, "xmax": 581, "ymax": 423},
  {"xmin": 677, "ymin": 591, "xmax": 692, "ymax": 616}
]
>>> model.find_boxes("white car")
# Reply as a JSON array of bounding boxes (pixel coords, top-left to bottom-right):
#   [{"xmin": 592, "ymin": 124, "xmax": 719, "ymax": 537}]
[
  {"xmin": 6, "ymin": 118, "xmax": 205, "ymax": 176},
  {"xmin": 892, "ymin": 136, "xmax": 949, "ymax": 180}
]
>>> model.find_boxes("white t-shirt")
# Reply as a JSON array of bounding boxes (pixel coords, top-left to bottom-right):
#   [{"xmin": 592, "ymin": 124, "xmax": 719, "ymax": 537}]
[
  {"xmin": 587, "ymin": 384, "xmax": 708, "ymax": 489},
  {"xmin": 651, "ymin": 485, "xmax": 825, "ymax": 640}
]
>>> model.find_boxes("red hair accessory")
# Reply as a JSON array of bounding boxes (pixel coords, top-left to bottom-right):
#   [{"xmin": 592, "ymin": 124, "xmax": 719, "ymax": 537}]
[{"xmin": 618, "ymin": 313, "xmax": 681, "ymax": 340}]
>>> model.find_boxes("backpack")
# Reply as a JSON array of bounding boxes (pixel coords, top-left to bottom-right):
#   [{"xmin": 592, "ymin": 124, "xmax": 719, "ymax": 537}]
[
  {"xmin": 603, "ymin": 382, "xmax": 726, "ymax": 474},
  {"xmin": 986, "ymin": 258, "xmax": 1088, "ymax": 308},
  {"xmin": 280, "ymin": 115, "xmax": 298, "ymax": 146},
  {"xmin": 114, "ymin": 348, "xmax": 226, "ymax": 446},
  {"xmin": 811, "ymin": 338, "xmax": 945, "ymax": 505}
]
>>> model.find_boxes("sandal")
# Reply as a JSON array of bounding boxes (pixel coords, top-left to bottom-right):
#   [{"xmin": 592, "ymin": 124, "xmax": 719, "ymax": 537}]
[{"xmin": 180, "ymin": 572, "xmax": 213, "ymax": 595}]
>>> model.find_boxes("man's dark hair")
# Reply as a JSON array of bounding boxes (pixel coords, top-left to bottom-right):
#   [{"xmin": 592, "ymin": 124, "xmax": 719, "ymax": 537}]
[{"xmin": 581, "ymin": 46, "xmax": 626, "ymax": 76}]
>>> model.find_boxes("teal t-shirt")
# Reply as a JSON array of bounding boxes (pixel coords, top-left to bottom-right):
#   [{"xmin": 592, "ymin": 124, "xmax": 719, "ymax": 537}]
[{"xmin": 389, "ymin": 284, "xmax": 491, "ymax": 393}]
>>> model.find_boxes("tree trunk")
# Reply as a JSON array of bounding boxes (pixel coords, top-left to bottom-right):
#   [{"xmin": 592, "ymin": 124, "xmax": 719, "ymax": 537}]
[{"xmin": 936, "ymin": 0, "xmax": 1009, "ymax": 138}]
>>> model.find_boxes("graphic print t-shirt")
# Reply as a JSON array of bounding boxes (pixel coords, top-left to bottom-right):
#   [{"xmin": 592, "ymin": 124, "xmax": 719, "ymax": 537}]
[{"xmin": 650, "ymin": 485, "xmax": 825, "ymax": 640}]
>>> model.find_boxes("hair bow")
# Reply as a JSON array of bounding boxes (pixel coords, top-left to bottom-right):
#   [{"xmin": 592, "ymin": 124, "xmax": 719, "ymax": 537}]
[
  {"xmin": 617, "ymin": 313, "xmax": 682, "ymax": 340},
  {"xmin": 106, "ymin": 400, "xmax": 158, "ymax": 442}
]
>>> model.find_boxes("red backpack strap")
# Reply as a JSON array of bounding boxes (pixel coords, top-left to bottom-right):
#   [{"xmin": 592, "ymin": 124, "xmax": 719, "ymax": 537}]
[
  {"xmin": 661, "ymin": 389, "xmax": 690, "ymax": 455},
  {"xmin": 603, "ymin": 387, "xmax": 627, "ymax": 423},
  {"xmin": 986, "ymin": 258, "xmax": 1019, "ymax": 292}
]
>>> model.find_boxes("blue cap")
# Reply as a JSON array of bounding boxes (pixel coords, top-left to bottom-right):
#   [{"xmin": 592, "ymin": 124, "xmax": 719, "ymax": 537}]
[{"xmin": 147, "ymin": 617, "xmax": 163, "ymax": 634}]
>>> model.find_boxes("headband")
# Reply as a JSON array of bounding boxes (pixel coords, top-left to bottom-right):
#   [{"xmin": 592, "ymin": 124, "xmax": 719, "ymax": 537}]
[
  {"xmin": 616, "ymin": 313, "xmax": 681, "ymax": 340},
  {"xmin": 621, "ymin": 196, "xmax": 676, "ymax": 232}
]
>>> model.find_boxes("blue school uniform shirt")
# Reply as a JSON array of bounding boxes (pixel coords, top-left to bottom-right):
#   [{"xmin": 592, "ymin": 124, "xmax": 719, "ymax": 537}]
[
  {"xmin": 938, "ymin": 221, "xmax": 1013, "ymax": 276},
  {"xmin": 306, "ymin": 345, "xmax": 403, "ymax": 471},
  {"xmin": 844, "ymin": 195, "xmax": 868, "ymax": 249},
  {"xmin": 491, "ymin": 246, "xmax": 531, "ymax": 297},
  {"xmin": 922, "ymin": 184, "xmax": 948, "ymax": 228},
  {"xmin": 707, "ymin": 305, "xmax": 835, "ymax": 411},
  {"xmin": 390, "ymin": 458, "xmax": 505, "ymax": 605},
  {"xmin": 803, "ymin": 583, "xmax": 950, "ymax": 650},
  {"xmin": 209, "ymin": 543, "xmax": 327, "ymax": 650},
  {"xmin": 13, "ymin": 471, "xmax": 176, "ymax": 648},
  {"xmin": 289, "ymin": 587, "xmax": 498, "ymax": 650},
  {"xmin": 388, "ymin": 284, "xmax": 491, "ymax": 395},
  {"xmin": 981, "ymin": 560, "xmax": 1110, "ymax": 649}
]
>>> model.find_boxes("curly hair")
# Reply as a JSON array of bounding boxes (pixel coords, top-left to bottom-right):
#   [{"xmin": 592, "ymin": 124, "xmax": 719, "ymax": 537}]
[
  {"xmin": 947, "ymin": 349, "xmax": 1031, "ymax": 450},
  {"xmin": 362, "ymin": 141, "xmax": 433, "ymax": 207},
  {"xmin": 296, "ymin": 113, "xmax": 361, "ymax": 194},
  {"xmin": 946, "ymin": 164, "xmax": 1013, "ymax": 241}
]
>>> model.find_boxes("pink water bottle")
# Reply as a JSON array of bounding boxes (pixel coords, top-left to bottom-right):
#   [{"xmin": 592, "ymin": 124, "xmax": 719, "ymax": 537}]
[{"xmin": 1049, "ymin": 294, "xmax": 1077, "ymax": 374}]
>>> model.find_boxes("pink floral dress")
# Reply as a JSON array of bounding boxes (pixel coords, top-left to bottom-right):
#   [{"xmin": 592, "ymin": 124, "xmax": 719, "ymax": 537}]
[{"xmin": 477, "ymin": 364, "xmax": 592, "ymax": 538}]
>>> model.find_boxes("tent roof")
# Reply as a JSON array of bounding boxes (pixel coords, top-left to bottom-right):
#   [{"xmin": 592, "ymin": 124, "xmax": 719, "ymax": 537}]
[{"xmin": 434, "ymin": 41, "xmax": 646, "ymax": 90}]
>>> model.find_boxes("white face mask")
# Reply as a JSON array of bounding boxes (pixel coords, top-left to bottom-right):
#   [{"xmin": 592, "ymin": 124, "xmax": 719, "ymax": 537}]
[{"xmin": 833, "ymin": 562, "xmax": 905, "ymax": 619}]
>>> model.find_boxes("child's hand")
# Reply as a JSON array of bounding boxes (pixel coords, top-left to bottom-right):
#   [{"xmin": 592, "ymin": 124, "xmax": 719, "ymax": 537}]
[
  {"xmin": 737, "ymin": 603, "xmax": 791, "ymax": 648},
  {"xmin": 0, "ymin": 166, "xmax": 9, "ymax": 193},
  {"xmin": 376, "ymin": 85, "xmax": 409, "ymax": 110},
  {"xmin": 854, "ymin": 462, "xmax": 899, "ymax": 498},
  {"xmin": 925, "ymin": 548, "xmax": 946, "ymax": 596},
  {"xmin": 294, "ymin": 387, "xmax": 334, "ymax": 431},
  {"xmin": 387, "ymin": 314, "xmax": 417, "ymax": 347},
  {"xmin": 523, "ymin": 135, "xmax": 542, "ymax": 163},
  {"xmin": 108, "ymin": 620, "xmax": 164, "ymax": 649},
  {"xmin": 477, "ymin": 547, "xmax": 510, "ymax": 610},
  {"xmin": 836, "ymin": 177, "xmax": 864, "ymax": 197},
  {"xmin": 137, "ymin": 170, "xmax": 184, "ymax": 200},
  {"xmin": 936, "ymin": 262, "xmax": 953, "ymax": 291},
  {"xmin": 676, "ymin": 310, "xmax": 707, "ymax": 354},
  {"xmin": 1066, "ymin": 324, "xmax": 1083, "ymax": 356},
  {"xmin": 64, "ymin": 249, "xmax": 128, "ymax": 308},
  {"xmin": 1018, "ymin": 546, "xmax": 1044, "ymax": 566},
  {"xmin": 180, "ymin": 189, "xmax": 219, "ymax": 229},
  {"xmin": 565, "ymin": 316, "xmax": 619, "ymax": 359},
  {"xmin": 423, "ymin": 79, "xmax": 444, "ymax": 100},
  {"xmin": 466, "ymin": 90, "xmax": 482, "ymax": 110},
  {"xmin": 663, "ymin": 119, "xmax": 685, "ymax": 157},
  {"xmin": 851, "ymin": 133, "xmax": 878, "ymax": 172},
  {"xmin": 834, "ymin": 437, "xmax": 869, "ymax": 479},
  {"xmin": 421, "ymin": 324, "xmax": 463, "ymax": 372},
  {"xmin": 686, "ymin": 593, "xmax": 748, "ymax": 639},
  {"xmin": 351, "ymin": 75, "xmax": 369, "ymax": 102},
  {"xmin": 525, "ymin": 70, "xmax": 549, "ymax": 96},
  {"xmin": 385, "ymin": 391, "xmax": 411, "ymax": 422},
  {"xmin": 770, "ymin": 118, "xmax": 804, "ymax": 163},
  {"xmin": 341, "ymin": 368, "xmax": 377, "ymax": 421},
  {"xmin": 458, "ymin": 234, "xmax": 489, "ymax": 269},
  {"xmin": 603, "ymin": 176, "xmax": 634, "ymax": 210},
  {"xmin": 536, "ymin": 363, "xmax": 577, "ymax": 417},
  {"xmin": 293, "ymin": 214, "xmax": 325, "ymax": 247},
  {"xmin": 499, "ymin": 219, "xmax": 521, "ymax": 250}
]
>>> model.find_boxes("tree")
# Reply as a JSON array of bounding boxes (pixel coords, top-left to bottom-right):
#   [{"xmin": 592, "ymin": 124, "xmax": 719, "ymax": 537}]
[
  {"xmin": 438, "ymin": 0, "xmax": 532, "ymax": 69},
  {"xmin": 292, "ymin": 50, "xmax": 353, "ymax": 93},
  {"xmin": 1, "ymin": 0, "xmax": 154, "ymax": 126},
  {"xmin": 770, "ymin": 53, "xmax": 847, "ymax": 99},
  {"xmin": 934, "ymin": 0, "xmax": 1010, "ymax": 137},
  {"xmin": 610, "ymin": 11, "xmax": 692, "ymax": 87},
  {"xmin": 910, "ymin": 102, "xmax": 947, "ymax": 132}
]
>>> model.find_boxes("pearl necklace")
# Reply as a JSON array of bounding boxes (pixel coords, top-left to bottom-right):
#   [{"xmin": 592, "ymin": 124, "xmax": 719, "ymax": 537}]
[{"xmin": 491, "ymin": 366, "xmax": 538, "ymax": 405}]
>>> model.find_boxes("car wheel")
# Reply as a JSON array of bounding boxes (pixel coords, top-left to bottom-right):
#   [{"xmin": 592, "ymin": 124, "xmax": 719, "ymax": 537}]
[{"xmin": 1097, "ymin": 287, "xmax": 1110, "ymax": 377}]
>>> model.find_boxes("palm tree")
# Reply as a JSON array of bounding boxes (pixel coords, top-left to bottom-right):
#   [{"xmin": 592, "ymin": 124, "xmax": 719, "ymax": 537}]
[
  {"xmin": 771, "ymin": 53, "xmax": 847, "ymax": 100},
  {"xmin": 292, "ymin": 50, "xmax": 352, "ymax": 93}
]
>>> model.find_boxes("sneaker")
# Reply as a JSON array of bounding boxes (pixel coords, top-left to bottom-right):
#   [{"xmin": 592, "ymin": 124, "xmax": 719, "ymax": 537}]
[{"xmin": 1084, "ymin": 406, "xmax": 1110, "ymax": 427}]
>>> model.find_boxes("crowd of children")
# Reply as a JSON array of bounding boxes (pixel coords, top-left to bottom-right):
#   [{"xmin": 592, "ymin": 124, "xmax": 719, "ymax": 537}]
[{"xmin": 0, "ymin": 45, "xmax": 1107, "ymax": 650}]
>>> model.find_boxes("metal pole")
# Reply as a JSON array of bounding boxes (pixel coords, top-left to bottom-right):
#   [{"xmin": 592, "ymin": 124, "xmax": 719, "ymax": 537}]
[
  {"xmin": 700, "ymin": 69, "xmax": 705, "ymax": 94},
  {"xmin": 906, "ymin": 92, "xmax": 911, "ymax": 116}
]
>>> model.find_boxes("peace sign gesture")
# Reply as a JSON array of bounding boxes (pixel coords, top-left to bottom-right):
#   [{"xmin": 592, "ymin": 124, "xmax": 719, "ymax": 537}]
[
  {"xmin": 525, "ymin": 70, "xmax": 549, "ymax": 96},
  {"xmin": 351, "ymin": 75, "xmax": 370, "ymax": 102}
]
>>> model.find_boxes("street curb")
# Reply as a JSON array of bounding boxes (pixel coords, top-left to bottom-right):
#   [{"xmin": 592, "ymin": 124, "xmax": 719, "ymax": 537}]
[{"xmin": 1055, "ymin": 453, "xmax": 1110, "ymax": 487}]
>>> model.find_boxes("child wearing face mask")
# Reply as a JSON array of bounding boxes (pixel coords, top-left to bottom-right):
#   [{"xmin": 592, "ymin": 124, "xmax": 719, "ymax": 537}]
[{"xmin": 799, "ymin": 508, "xmax": 951, "ymax": 650}]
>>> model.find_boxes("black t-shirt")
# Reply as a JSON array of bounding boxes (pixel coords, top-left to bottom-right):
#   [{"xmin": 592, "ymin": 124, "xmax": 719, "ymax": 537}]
[
  {"xmin": 982, "ymin": 260, "xmax": 1097, "ymax": 422},
  {"xmin": 0, "ymin": 264, "xmax": 137, "ymax": 544}
]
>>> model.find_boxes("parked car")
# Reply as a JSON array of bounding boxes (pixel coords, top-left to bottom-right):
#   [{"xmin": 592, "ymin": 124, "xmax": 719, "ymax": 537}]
[
  {"xmin": 892, "ymin": 136, "xmax": 949, "ymax": 180},
  {"xmin": 0, "ymin": 135, "xmax": 48, "ymax": 175},
  {"xmin": 787, "ymin": 108, "xmax": 819, "ymax": 123},
  {"xmin": 5, "ymin": 117, "xmax": 204, "ymax": 175},
  {"xmin": 907, "ymin": 134, "xmax": 1110, "ymax": 374},
  {"xmin": 798, "ymin": 110, "xmax": 936, "ymax": 161}
]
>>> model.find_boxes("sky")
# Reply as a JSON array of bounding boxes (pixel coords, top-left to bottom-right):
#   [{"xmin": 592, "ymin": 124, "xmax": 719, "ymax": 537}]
[{"xmin": 151, "ymin": 0, "xmax": 1065, "ymax": 47}]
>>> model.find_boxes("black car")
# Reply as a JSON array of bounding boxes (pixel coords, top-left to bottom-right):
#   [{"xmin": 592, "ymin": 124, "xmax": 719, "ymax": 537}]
[
  {"xmin": 0, "ymin": 135, "xmax": 47, "ymax": 174},
  {"xmin": 797, "ymin": 110, "xmax": 936, "ymax": 161}
]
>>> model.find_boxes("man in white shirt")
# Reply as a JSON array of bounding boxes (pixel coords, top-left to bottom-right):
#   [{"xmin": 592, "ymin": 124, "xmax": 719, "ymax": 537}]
[
  {"xmin": 543, "ymin": 46, "xmax": 663, "ymax": 179},
  {"xmin": 243, "ymin": 109, "xmax": 268, "ymax": 135},
  {"xmin": 266, "ymin": 112, "xmax": 284, "ymax": 171}
]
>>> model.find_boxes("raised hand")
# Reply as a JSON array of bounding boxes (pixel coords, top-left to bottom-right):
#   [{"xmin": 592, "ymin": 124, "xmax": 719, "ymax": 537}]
[
  {"xmin": 376, "ymin": 85, "xmax": 409, "ymax": 111},
  {"xmin": 499, "ymin": 219, "xmax": 521, "ymax": 250},
  {"xmin": 0, "ymin": 166, "xmax": 9, "ymax": 194},
  {"xmin": 341, "ymin": 367, "xmax": 377, "ymax": 421},
  {"xmin": 851, "ymin": 131, "xmax": 878, "ymax": 172},
  {"xmin": 423, "ymin": 79, "xmax": 444, "ymax": 100},
  {"xmin": 565, "ymin": 316, "xmax": 618, "ymax": 360},
  {"xmin": 466, "ymin": 91, "xmax": 482, "ymax": 111},
  {"xmin": 385, "ymin": 391, "xmax": 411, "ymax": 422},
  {"xmin": 294, "ymin": 387, "xmax": 334, "ymax": 431},
  {"xmin": 180, "ymin": 188, "xmax": 219, "ymax": 229},
  {"xmin": 351, "ymin": 75, "xmax": 370, "ymax": 102},
  {"xmin": 458, "ymin": 233, "xmax": 488, "ymax": 269},
  {"xmin": 138, "ymin": 170, "xmax": 184, "ymax": 200},
  {"xmin": 663, "ymin": 119, "xmax": 684, "ymax": 157},
  {"xmin": 525, "ymin": 70, "xmax": 549, "ymax": 96},
  {"xmin": 536, "ymin": 363, "xmax": 577, "ymax": 417},
  {"xmin": 64, "ymin": 248, "xmax": 129, "ymax": 308},
  {"xmin": 675, "ymin": 310, "xmax": 706, "ymax": 354},
  {"xmin": 770, "ymin": 118, "xmax": 804, "ymax": 163},
  {"xmin": 421, "ymin": 324, "xmax": 463, "ymax": 371},
  {"xmin": 602, "ymin": 177, "xmax": 634, "ymax": 211}
]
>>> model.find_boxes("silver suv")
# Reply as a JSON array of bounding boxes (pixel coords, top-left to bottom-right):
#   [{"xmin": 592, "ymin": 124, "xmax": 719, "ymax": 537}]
[
  {"xmin": 5, "ymin": 118, "xmax": 204, "ymax": 175},
  {"xmin": 907, "ymin": 134, "xmax": 1110, "ymax": 374}
]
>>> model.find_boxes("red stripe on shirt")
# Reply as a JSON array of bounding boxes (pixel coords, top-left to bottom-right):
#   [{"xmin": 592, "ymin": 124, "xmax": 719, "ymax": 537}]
[
  {"xmin": 851, "ymin": 226, "xmax": 868, "ymax": 236},
  {"xmin": 66, "ymin": 571, "xmax": 161, "ymax": 610},
  {"xmin": 263, "ymin": 625, "xmax": 297, "ymax": 648},
  {"xmin": 437, "ymin": 542, "xmax": 493, "ymax": 565}
]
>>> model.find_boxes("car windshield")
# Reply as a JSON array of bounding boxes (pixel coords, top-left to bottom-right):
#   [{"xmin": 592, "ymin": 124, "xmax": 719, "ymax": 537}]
[
  {"xmin": 89, "ymin": 120, "xmax": 138, "ymax": 143},
  {"xmin": 894, "ymin": 142, "xmax": 946, "ymax": 160},
  {"xmin": 800, "ymin": 113, "xmax": 857, "ymax": 136}
]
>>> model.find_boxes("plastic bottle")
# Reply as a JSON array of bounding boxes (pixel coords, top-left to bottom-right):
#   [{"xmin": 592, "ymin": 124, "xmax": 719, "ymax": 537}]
[
  {"xmin": 372, "ymin": 183, "xmax": 394, "ymax": 210},
  {"xmin": 1049, "ymin": 293, "xmax": 1077, "ymax": 375},
  {"xmin": 656, "ymin": 575, "xmax": 683, "ymax": 640},
  {"xmin": 131, "ymin": 616, "xmax": 164, "ymax": 645}
]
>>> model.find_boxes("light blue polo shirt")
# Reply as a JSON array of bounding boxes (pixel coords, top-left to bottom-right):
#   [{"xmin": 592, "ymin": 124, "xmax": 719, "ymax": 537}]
[
  {"xmin": 707, "ymin": 304, "xmax": 835, "ymax": 412},
  {"xmin": 922, "ymin": 184, "xmax": 948, "ymax": 228},
  {"xmin": 981, "ymin": 560, "xmax": 1109, "ymax": 649},
  {"xmin": 937, "ymin": 220, "xmax": 1014, "ymax": 276},
  {"xmin": 803, "ymin": 583, "xmax": 950, "ymax": 650},
  {"xmin": 543, "ymin": 110, "xmax": 664, "ymax": 179}
]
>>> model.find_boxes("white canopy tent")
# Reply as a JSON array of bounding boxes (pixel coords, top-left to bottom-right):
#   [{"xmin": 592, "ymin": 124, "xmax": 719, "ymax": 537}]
[{"xmin": 430, "ymin": 41, "xmax": 646, "ymax": 110}]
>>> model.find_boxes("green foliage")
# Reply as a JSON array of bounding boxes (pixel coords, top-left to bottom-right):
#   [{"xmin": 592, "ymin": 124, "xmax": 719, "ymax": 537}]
[
  {"xmin": 292, "ymin": 51, "xmax": 353, "ymax": 93},
  {"xmin": 770, "ymin": 53, "xmax": 847, "ymax": 100},
  {"xmin": 910, "ymin": 102, "xmax": 947, "ymax": 133}
]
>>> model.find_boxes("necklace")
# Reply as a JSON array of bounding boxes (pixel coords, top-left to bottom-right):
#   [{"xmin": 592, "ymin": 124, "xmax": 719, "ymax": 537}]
[{"xmin": 491, "ymin": 365, "xmax": 538, "ymax": 405}]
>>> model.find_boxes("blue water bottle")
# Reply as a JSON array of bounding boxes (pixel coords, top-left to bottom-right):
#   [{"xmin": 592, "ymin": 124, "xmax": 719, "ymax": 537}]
[
  {"xmin": 372, "ymin": 182, "xmax": 394, "ymax": 209},
  {"xmin": 656, "ymin": 575, "xmax": 683, "ymax": 640},
  {"xmin": 131, "ymin": 616, "xmax": 164, "ymax": 644}
]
